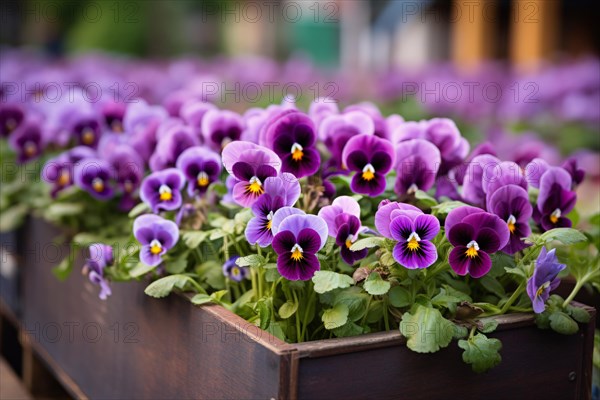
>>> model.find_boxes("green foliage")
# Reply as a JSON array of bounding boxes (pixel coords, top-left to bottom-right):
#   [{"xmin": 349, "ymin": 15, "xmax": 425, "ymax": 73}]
[
  {"xmin": 144, "ymin": 275, "xmax": 199, "ymax": 298},
  {"xmin": 400, "ymin": 305, "xmax": 454, "ymax": 353},
  {"xmin": 322, "ymin": 303, "xmax": 349, "ymax": 330},
  {"xmin": 312, "ymin": 271, "xmax": 354, "ymax": 294},
  {"xmin": 363, "ymin": 272, "xmax": 391, "ymax": 295},
  {"xmin": 458, "ymin": 333, "xmax": 502, "ymax": 373}
]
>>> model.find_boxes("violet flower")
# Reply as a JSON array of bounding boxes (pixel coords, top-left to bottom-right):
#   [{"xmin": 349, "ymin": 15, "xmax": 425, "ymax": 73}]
[
  {"xmin": 319, "ymin": 111, "xmax": 374, "ymax": 170},
  {"xmin": 9, "ymin": 120, "xmax": 45, "ymax": 163},
  {"xmin": 561, "ymin": 157, "xmax": 585, "ymax": 187},
  {"xmin": 389, "ymin": 210, "xmax": 440, "ymax": 269},
  {"xmin": 101, "ymin": 101, "xmax": 126, "ymax": 133},
  {"xmin": 221, "ymin": 141, "xmax": 281, "ymax": 207},
  {"xmin": 133, "ymin": 214, "xmax": 179, "ymax": 267},
  {"xmin": 272, "ymin": 214, "xmax": 328, "ymax": 281},
  {"xmin": 482, "ymin": 161, "xmax": 527, "ymax": 209},
  {"xmin": 149, "ymin": 125, "xmax": 199, "ymax": 171},
  {"xmin": 535, "ymin": 167, "xmax": 577, "ymax": 231},
  {"xmin": 318, "ymin": 196, "xmax": 368, "ymax": 265},
  {"xmin": 71, "ymin": 114, "xmax": 103, "ymax": 148},
  {"xmin": 176, "ymin": 146, "xmax": 222, "ymax": 197},
  {"xmin": 344, "ymin": 102, "xmax": 389, "ymax": 139},
  {"xmin": 106, "ymin": 145, "xmax": 145, "ymax": 210},
  {"xmin": 342, "ymin": 134, "xmax": 395, "ymax": 196},
  {"xmin": 85, "ymin": 243, "xmax": 113, "ymax": 300},
  {"xmin": 524, "ymin": 158, "xmax": 550, "ymax": 188},
  {"xmin": 487, "ymin": 185, "xmax": 532, "ymax": 254},
  {"xmin": 222, "ymin": 255, "xmax": 249, "ymax": 282},
  {"xmin": 374, "ymin": 200, "xmax": 422, "ymax": 239},
  {"xmin": 0, "ymin": 104, "xmax": 24, "ymax": 137},
  {"xmin": 526, "ymin": 247, "xmax": 566, "ymax": 313},
  {"xmin": 453, "ymin": 141, "xmax": 497, "ymax": 185},
  {"xmin": 308, "ymin": 97, "xmax": 339, "ymax": 129},
  {"xmin": 445, "ymin": 206, "xmax": 510, "ymax": 278},
  {"xmin": 201, "ymin": 109, "xmax": 244, "ymax": 151},
  {"xmin": 74, "ymin": 158, "xmax": 115, "ymax": 200},
  {"xmin": 140, "ymin": 168, "xmax": 185, "ymax": 214},
  {"xmin": 42, "ymin": 146, "xmax": 95, "ymax": 198},
  {"xmin": 264, "ymin": 110, "xmax": 321, "ymax": 178},
  {"xmin": 394, "ymin": 138, "xmax": 440, "ymax": 195},
  {"xmin": 461, "ymin": 154, "xmax": 501, "ymax": 208},
  {"xmin": 245, "ymin": 173, "xmax": 301, "ymax": 247}
]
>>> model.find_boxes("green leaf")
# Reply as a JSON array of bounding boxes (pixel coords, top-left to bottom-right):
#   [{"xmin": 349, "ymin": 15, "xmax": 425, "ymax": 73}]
[
  {"xmin": 45, "ymin": 202, "xmax": 84, "ymax": 218},
  {"xmin": 567, "ymin": 306, "xmax": 591, "ymax": 324},
  {"xmin": 414, "ymin": 190, "xmax": 438, "ymax": 207},
  {"xmin": 332, "ymin": 322, "xmax": 363, "ymax": 338},
  {"xmin": 129, "ymin": 262, "xmax": 157, "ymax": 278},
  {"xmin": 144, "ymin": 275, "xmax": 193, "ymax": 298},
  {"xmin": 333, "ymin": 287, "xmax": 369, "ymax": 322},
  {"xmin": 256, "ymin": 300, "xmax": 271, "ymax": 330},
  {"xmin": 400, "ymin": 305, "xmax": 454, "ymax": 353},
  {"xmin": 322, "ymin": 303, "xmax": 349, "ymax": 330},
  {"xmin": 478, "ymin": 276, "xmax": 505, "ymax": 298},
  {"xmin": 349, "ymin": 236, "xmax": 385, "ymax": 251},
  {"xmin": 549, "ymin": 311, "xmax": 579, "ymax": 335},
  {"xmin": 236, "ymin": 254, "xmax": 266, "ymax": 268},
  {"xmin": 458, "ymin": 333, "xmax": 502, "ymax": 373},
  {"xmin": 388, "ymin": 286, "xmax": 411, "ymax": 308},
  {"xmin": 312, "ymin": 271, "xmax": 354, "ymax": 294},
  {"xmin": 363, "ymin": 272, "xmax": 391, "ymax": 296},
  {"xmin": 165, "ymin": 257, "xmax": 188, "ymax": 274},
  {"xmin": 0, "ymin": 204, "xmax": 28, "ymax": 232},
  {"xmin": 431, "ymin": 201, "xmax": 468, "ymax": 216},
  {"xmin": 210, "ymin": 290, "xmax": 228, "ymax": 302},
  {"xmin": 52, "ymin": 257, "xmax": 72, "ymax": 281},
  {"xmin": 190, "ymin": 293, "xmax": 212, "ymax": 305},
  {"xmin": 537, "ymin": 228, "xmax": 587, "ymax": 246},
  {"xmin": 128, "ymin": 202, "xmax": 150, "ymax": 218},
  {"xmin": 278, "ymin": 301, "xmax": 298, "ymax": 319},
  {"xmin": 181, "ymin": 231, "xmax": 209, "ymax": 248},
  {"xmin": 479, "ymin": 319, "xmax": 499, "ymax": 333}
]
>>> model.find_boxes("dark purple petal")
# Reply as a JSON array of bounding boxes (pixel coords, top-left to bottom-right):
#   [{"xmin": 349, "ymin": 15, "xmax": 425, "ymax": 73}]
[
  {"xmin": 277, "ymin": 252, "xmax": 320, "ymax": 281},
  {"xmin": 350, "ymin": 172, "xmax": 387, "ymax": 196},
  {"xmin": 447, "ymin": 223, "xmax": 475, "ymax": 247},
  {"xmin": 413, "ymin": 214, "xmax": 440, "ymax": 241},
  {"xmin": 444, "ymin": 205, "xmax": 485, "ymax": 234},
  {"xmin": 449, "ymin": 247, "xmax": 491, "ymax": 278},
  {"xmin": 389, "ymin": 215, "xmax": 414, "ymax": 242},
  {"xmin": 474, "ymin": 228, "xmax": 501, "ymax": 253},
  {"xmin": 393, "ymin": 240, "xmax": 437, "ymax": 269}
]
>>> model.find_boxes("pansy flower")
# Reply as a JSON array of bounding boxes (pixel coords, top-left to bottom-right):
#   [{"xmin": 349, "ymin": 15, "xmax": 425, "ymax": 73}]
[
  {"xmin": 176, "ymin": 146, "xmax": 222, "ymax": 197},
  {"xmin": 222, "ymin": 255, "xmax": 249, "ymax": 282},
  {"xmin": 71, "ymin": 114, "xmax": 103, "ymax": 148},
  {"xmin": 140, "ymin": 168, "xmax": 185, "ymax": 213},
  {"xmin": 482, "ymin": 161, "xmax": 527, "ymax": 209},
  {"xmin": 9, "ymin": 120, "xmax": 45, "ymax": 163},
  {"xmin": 318, "ymin": 196, "xmax": 368, "ymax": 265},
  {"xmin": 0, "ymin": 104, "xmax": 24, "ymax": 137},
  {"xmin": 344, "ymin": 102, "xmax": 388, "ymax": 139},
  {"xmin": 41, "ymin": 146, "xmax": 95, "ymax": 198},
  {"xmin": 74, "ymin": 158, "xmax": 115, "ymax": 200},
  {"xmin": 374, "ymin": 200, "xmax": 422, "ymax": 239},
  {"xmin": 487, "ymin": 185, "xmax": 532, "ymax": 254},
  {"xmin": 106, "ymin": 145, "xmax": 145, "ymax": 210},
  {"xmin": 101, "ymin": 101, "xmax": 126, "ymax": 133},
  {"xmin": 265, "ymin": 110, "xmax": 320, "ymax": 178},
  {"xmin": 389, "ymin": 209, "xmax": 440, "ymax": 269},
  {"xmin": 453, "ymin": 141, "xmax": 497, "ymax": 185},
  {"xmin": 308, "ymin": 97, "xmax": 339, "ymax": 129},
  {"xmin": 202, "ymin": 109, "xmax": 244, "ymax": 151},
  {"xmin": 526, "ymin": 247, "xmax": 566, "ymax": 313},
  {"xmin": 84, "ymin": 243, "xmax": 113, "ymax": 300},
  {"xmin": 445, "ymin": 206, "xmax": 510, "ymax": 278},
  {"xmin": 319, "ymin": 111, "xmax": 374, "ymax": 170},
  {"xmin": 180, "ymin": 100, "xmax": 217, "ymax": 138},
  {"xmin": 561, "ymin": 157, "xmax": 585, "ymax": 188},
  {"xmin": 149, "ymin": 125, "xmax": 199, "ymax": 171},
  {"xmin": 221, "ymin": 141, "xmax": 281, "ymax": 207},
  {"xmin": 342, "ymin": 134, "xmax": 395, "ymax": 196},
  {"xmin": 272, "ymin": 214, "xmax": 328, "ymax": 281},
  {"xmin": 461, "ymin": 154, "xmax": 501, "ymax": 208},
  {"xmin": 524, "ymin": 158, "xmax": 550, "ymax": 188},
  {"xmin": 245, "ymin": 173, "xmax": 301, "ymax": 247},
  {"xmin": 394, "ymin": 138, "xmax": 440, "ymax": 195},
  {"xmin": 133, "ymin": 214, "xmax": 179, "ymax": 267},
  {"xmin": 534, "ymin": 167, "xmax": 577, "ymax": 231}
]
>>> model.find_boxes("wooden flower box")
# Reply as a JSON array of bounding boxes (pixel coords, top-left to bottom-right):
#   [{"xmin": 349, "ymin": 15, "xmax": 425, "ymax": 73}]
[{"xmin": 11, "ymin": 217, "xmax": 597, "ymax": 399}]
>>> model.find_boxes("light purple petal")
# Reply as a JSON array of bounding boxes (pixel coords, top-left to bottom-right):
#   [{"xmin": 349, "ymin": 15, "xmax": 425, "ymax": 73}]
[{"xmin": 278, "ymin": 214, "xmax": 328, "ymax": 250}]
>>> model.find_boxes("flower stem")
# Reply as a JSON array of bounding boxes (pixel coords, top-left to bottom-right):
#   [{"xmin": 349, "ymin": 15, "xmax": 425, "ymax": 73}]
[
  {"xmin": 562, "ymin": 279, "xmax": 585, "ymax": 308},
  {"xmin": 499, "ymin": 282, "xmax": 525, "ymax": 315}
]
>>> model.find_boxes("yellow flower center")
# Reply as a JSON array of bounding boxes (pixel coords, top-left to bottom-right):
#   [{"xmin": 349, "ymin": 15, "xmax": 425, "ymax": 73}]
[
  {"xmin": 197, "ymin": 171, "xmax": 210, "ymax": 187},
  {"xmin": 123, "ymin": 180, "xmax": 133, "ymax": 193},
  {"xmin": 406, "ymin": 232, "xmax": 421, "ymax": 251},
  {"xmin": 57, "ymin": 169, "xmax": 70, "ymax": 187},
  {"xmin": 507, "ymin": 215, "xmax": 517, "ymax": 234},
  {"xmin": 92, "ymin": 177, "xmax": 104, "ymax": 193},
  {"xmin": 345, "ymin": 234, "xmax": 355, "ymax": 249},
  {"xmin": 550, "ymin": 208, "xmax": 561, "ymax": 224},
  {"xmin": 247, "ymin": 176, "xmax": 264, "ymax": 195},
  {"xmin": 159, "ymin": 184, "xmax": 173, "ymax": 201},
  {"xmin": 291, "ymin": 143, "xmax": 304, "ymax": 161},
  {"xmin": 465, "ymin": 240, "xmax": 479, "ymax": 258},
  {"xmin": 231, "ymin": 267, "xmax": 241, "ymax": 277},
  {"xmin": 535, "ymin": 281, "xmax": 550, "ymax": 298},
  {"xmin": 362, "ymin": 163, "xmax": 375, "ymax": 181},
  {"xmin": 291, "ymin": 244, "xmax": 304, "ymax": 261},
  {"xmin": 266, "ymin": 211, "xmax": 274, "ymax": 230},
  {"xmin": 24, "ymin": 141, "xmax": 37, "ymax": 157},
  {"xmin": 5, "ymin": 118, "xmax": 16, "ymax": 132},
  {"xmin": 150, "ymin": 239, "xmax": 162, "ymax": 255},
  {"xmin": 81, "ymin": 128, "xmax": 95, "ymax": 145}
]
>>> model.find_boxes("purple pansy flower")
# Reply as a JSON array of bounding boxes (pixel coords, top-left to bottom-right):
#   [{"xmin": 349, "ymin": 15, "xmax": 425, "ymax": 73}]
[
  {"xmin": 453, "ymin": 141, "xmax": 497, "ymax": 185},
  {"xmin": 42, "ymin": 147, "xmax": 95, "ymax": 198},
  {"xmin": 342, "ymin": 134, "xmax": 395, "ymax": 196},
  {"xmin": 245, "ymin": 173, "xmax": 301, "ymax": 247},
  {"xmin": 561, "ymin": 157, "xmax": 585, "ymax": 188},
  {"xmin": 149, "ymin": 125, "xmax": 199, "ymax": 171},
  {"xmin": 0, "ymin": 104, "xmax": 25, "ymax": 137},
  {"xmin": 133, "ymin": 214, "xmax": 179, "ymax": 267},
  {"xmin": 101, "ymin": 101, "xmax": 126, "ymax": 133},
  {"xmin": 221, "ymin": 141, "xmax": 281, "ymax": 207},
  {"xmin": 526, "ymin": 247, "xmax": 566, "ymax": 313},
  {"xmin": 71, "ymin": 113, "xmax": 103, "ymax": 148},
  {"xmin": 9, "ymin": 120, "xmax": 45, "ymax": 163},
  {"xmin": 482, "ymin": 161, "xmax": 527, "ymax": 210},
  {"xmin": 319, "ymin": 111, "xmax": 374, "ymax": 170},
  {"xmin": 106, "ymin": 145, "xmax": 145, "ymax": 210},
  {"xmin": 445, "ymin": 206, "xmax": 510, "ymax": 278},
  {"xmin": 461, "ymin": 154, "xmax": 501, "ymax": 208},
  {"xmin": 389, "ymin": 209, "xmax": 440, "ymax": 269},
  {"xmin": 180, "ymin": 100, "xmax": 217, "ymax": 138},
  {"xmin": 176, "ymin": 146, "xmax": 222, "ymax": 197},
  {"xmin": 265, "ymin": 110, "xmax": 321, "ymax": 178},
  {"xmin": 140, "ymin": 168, "xmax": 185, "ymax": 213},
  {"xmin": 202, "ymin": 109, "xmax": 244, "ymax": 151},
  {"xmin": 487, "ymin": 185, "xmax": 533, "ymax": 254},
  {"xmin": 318, "ymin": 196, "xmax": 368, "ymax": 265},
  {"xmin": 395, "ymin": 139, "xmax": 441, "ymax": 195},
  {"xmin": 222, "ymin": 255, "xmax": 249, "ymax": 282},
  {"xmin": 344, "ymin": 102, "xmax": 388, "ymax": 139},
  {"xmin": 524, "ymin": 158, "xmax": 550, "ymax": 188},
  {"xmin": 374, "ymin": 200, "xmax": 422, "ymax": 239},
  {"xmin": 85, "ymin": 243, "xmax": 114, "ymax": 300},
  {"xmin": 308, "ymin": 97, "xmax": 339, "ymax": 129},
  {"xmin": 272, "ymin": 214, "xmax": 328, "ymax": 281},
  {"xmin": 534, "ymin": 167, "xmax": 577, "ymax": 231},
  {"xmin": 74, "ymin": 158, "xmax": 115, "ymax": 200}
]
